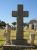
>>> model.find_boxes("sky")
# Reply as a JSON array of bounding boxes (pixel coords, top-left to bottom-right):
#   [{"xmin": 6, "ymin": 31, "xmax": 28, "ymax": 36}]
[{"xmin": 0, "ymin": 0, "xmax": 37, "ymax": 25}]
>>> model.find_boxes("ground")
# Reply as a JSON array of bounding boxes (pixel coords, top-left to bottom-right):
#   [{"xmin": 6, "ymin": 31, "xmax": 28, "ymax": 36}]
[
  {"xmin": 0, "ymin": 29, "xmax": 37, "ymax": 46},
  {"xmin": 0, "ymin": 29, "xmax": 37, "ymax": 50}
]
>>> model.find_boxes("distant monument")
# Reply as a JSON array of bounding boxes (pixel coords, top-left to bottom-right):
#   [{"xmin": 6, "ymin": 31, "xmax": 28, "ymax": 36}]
[
  {"xmin": 4, "ymin": 24, "xmax": 11, "ymax": 45},
  {"xmin": 12, "ymin": 4, "xmax": 29, "ymax": 45},
  {"xmin": 29, "ymin": 30, "xmax": 35, "ymax": 45},
  {"xmin": 29, "ymin": 24, "xmax": 32, "ymax": 30},
  {"xmin": 29, "ymin": 24, "xmax": 34, "ymax": 31}
]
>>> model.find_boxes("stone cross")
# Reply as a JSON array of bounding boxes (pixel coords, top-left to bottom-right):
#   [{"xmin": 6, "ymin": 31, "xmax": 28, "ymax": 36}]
[{"xmin": 12, "ymin": 4, "xmax": 29, "ymax": 44}]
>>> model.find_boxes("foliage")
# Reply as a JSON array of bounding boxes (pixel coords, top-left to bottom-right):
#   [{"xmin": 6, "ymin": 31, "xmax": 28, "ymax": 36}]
[
  {"xmin": 0, "ymin": 20, "xmax": 6, "ymax": 28},
  {"xmin": 12, "ymin": 22, "xmax": 16, "ymax": 30},
  {"xmin": 12, "ymin": 22, "xmax": 16, "ymax": 26},
  {"xmin": 23, "ymin": 23, "xmax": 29, "ymax": 27}
]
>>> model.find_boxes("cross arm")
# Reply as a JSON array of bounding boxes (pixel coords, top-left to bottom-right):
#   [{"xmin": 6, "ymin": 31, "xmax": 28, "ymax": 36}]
[
  {"xmin": 12, "ymin": 11, "xmax": 18, "ymax": 17},
  {"xmin": 23, "ymin": 11, "xmax": 29, "ymax": 17}
]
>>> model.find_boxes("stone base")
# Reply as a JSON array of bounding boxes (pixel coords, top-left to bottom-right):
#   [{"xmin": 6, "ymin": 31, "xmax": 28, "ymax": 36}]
[
  {"xmin": 3, "ymin": 46, "xmax": 16, "ymax": 50},
  {"xmin": 12, "ymin": 39, "xmax": 27, "ymax": 45},
  {"xmin": 3, "ymin": 44, "xmax": 37, "ymax": 50},
  {"xmin": 3, "ymin": 45, "xmax": 16, "ymax": 50},
  {"xmin": 3, "ymin": 45, "xmax": 22, "ymax": 50}
]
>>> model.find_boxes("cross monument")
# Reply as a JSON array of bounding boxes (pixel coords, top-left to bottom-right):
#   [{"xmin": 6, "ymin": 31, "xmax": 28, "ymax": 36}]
[{"xmin": 12, "ymin": 4, "xmax": 29, "ymax": 44}]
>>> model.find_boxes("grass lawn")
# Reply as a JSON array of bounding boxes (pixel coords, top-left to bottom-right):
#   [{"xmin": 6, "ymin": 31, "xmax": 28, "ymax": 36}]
[{"xmin": 0, "ymin": 29, "xmax": 37, "ymax": 46}]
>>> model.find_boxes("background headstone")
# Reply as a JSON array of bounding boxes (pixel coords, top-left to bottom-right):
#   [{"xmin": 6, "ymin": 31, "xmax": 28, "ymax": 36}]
[
  {"xmin": 4, "ymin": 24, "xmax": 11, "ymax": 45},
  {"xmin": 29, "ymin": 30, "xmax": 35, "ymax": 45},
  {"xmin": 29, "ymin": 24, "xmax": 32, "ymax": 30}
]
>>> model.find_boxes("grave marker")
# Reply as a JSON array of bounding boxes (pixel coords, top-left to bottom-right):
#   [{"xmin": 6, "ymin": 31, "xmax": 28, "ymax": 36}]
[
  {"xmin": 4, "ymin": 24, "xmax": 11, "ymax": 45},
  {"xmin": 29, "ymin": 30, "xmax": 35, "ymax": 45},
  {"xmin": 12, "ymin": 4, "xmax": 29, "ymax": 44}
]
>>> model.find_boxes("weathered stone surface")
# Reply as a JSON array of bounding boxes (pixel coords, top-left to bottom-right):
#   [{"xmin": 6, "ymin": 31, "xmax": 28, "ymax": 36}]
[{"xmin": 12, "ymin": 4, "xmax": 29, "ymax": 44}]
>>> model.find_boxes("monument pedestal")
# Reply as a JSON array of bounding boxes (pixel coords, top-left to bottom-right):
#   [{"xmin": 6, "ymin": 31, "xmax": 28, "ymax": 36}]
[
  {"xmin": 3, "ymin": 45, "xmax": 22, "ymax": 50},
  {"xmin": 3, "ymin": 44, "xmax": 36, "ymax": 50},
  {"xmin": 12, "ymin": 39, "xmax": 27, "ymax": 45}
]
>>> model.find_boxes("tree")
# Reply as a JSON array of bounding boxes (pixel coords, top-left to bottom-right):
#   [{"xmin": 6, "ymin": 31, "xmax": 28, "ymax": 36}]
[
  {"xmin": 0, "ymin": 20, "xmax": 6, "ymax": 28},
  {"xmin": 12, "ymin": 22, "xmax": 16, "ymax": 30},
  {"xmin": 23, "ymin": 23, "xmax": 29, "ymax": 27},
  {"xmin": 1, "ymin": 21, "xmax": 6, "ymax": 26}
]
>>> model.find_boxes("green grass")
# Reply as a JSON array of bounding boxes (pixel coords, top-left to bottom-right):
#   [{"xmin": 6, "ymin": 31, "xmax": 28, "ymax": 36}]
[{"xmin": 0, "ymin": 29, "xmax": 37, "ymax": 46}]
